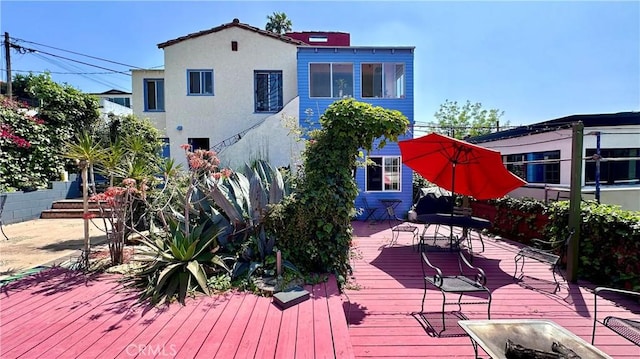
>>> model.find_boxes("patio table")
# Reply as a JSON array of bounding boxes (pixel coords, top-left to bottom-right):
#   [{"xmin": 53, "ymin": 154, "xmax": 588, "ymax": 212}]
[
  {"xmin": 416, "ymin": 213, "xmax": 490, "ymax": 252},
  {"xmin": 458, "ymin": 319, "xmax": 612, "ymax": 359}
]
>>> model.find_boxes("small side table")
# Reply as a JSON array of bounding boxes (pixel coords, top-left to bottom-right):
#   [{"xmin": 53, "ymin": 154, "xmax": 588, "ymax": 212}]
[{"xmin": 378, "ymin": 199, "xmax": 402, "ymax": 221}]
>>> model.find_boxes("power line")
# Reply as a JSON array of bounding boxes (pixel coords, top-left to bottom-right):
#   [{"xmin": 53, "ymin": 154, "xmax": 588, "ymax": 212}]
[
  {"xmin": 1, "ymin": 68, "xmax": 126, "ymax": 75},
  {"xmin": 10, "ymin": 43, "xmax": 131, "ymax": 76},
  {"xmin": 32, "ymin": 52, "xmax": 127, "ymax": 91},
  {"xmin": 10, "ymin": 36, "xmax": 145, "ymax": 70},
  {"xmin": 482, "ymin": 135, "xmax": 574, "ymax": 148}
]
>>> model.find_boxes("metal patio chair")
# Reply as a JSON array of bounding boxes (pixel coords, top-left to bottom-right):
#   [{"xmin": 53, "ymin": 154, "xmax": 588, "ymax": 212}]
[
  {"xmin": 386, "ymin": 205, "xmax": 418, "ymax": 247},
  {"xmin": 419, "ymin": 250, "xmax": 491, "ymax": 336},
  {"xmin": 362, "ymin": 197, "xmax": 378, "ymax": 222}
]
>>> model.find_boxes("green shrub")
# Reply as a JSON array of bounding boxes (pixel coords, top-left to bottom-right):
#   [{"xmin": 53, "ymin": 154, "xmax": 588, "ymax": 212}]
[
  {"xmin": 473, "ymin": 197, "xmax": 640, "ymax": 290},
  {"xmin": 547, "ymin": 200, "xmax": 640, "ymax": 291},
  {"xmin": 0, "ymin": 97, "xmax": 55, "ymax": 191}
]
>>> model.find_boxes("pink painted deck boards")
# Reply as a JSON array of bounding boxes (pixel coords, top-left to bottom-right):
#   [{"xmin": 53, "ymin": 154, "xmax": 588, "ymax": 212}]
[
  {"xmin": 0, "ymin": 270, "xmax": 352, "ymax": 359},
  {"xmin": 1, "ymin": 220, "xmax": 638, "ymax": 358},
  {"xmin": 346, "ymin": 221, "xmax": 640, "ymax": 358}
]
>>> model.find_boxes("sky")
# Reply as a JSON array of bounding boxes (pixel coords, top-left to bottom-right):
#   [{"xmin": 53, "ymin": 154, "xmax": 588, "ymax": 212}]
[{"xmin": 1, "ymin": 0, "xmax": 638, "ymax": 128}]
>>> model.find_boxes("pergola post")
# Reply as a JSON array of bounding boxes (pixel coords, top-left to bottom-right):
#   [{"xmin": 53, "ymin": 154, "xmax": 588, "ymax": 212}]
[{"xmin": 567, "ymin": 121, "xmax": 583, "ymax": 283}]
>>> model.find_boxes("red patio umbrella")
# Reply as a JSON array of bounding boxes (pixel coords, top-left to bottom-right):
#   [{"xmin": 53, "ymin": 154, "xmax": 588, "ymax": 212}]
[{"xmin": 399, "ymin": 133, "xmax": 526, "ymax": 200}]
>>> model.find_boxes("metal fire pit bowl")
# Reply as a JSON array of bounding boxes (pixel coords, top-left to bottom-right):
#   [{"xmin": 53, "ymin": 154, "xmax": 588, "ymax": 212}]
[{"xmin": 458, "ymin": 319, "xmax": 612, "ymax": 359}]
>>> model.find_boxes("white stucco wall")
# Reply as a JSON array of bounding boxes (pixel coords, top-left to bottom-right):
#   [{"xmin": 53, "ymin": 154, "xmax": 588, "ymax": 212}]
[
  {"xmin": 99, "ymin": 99, "xmax": 133, "ymax": 118},
  {"xmin": 161, "ymin": 27, "xmax": 299, "ymax": 164},
  {"xmin": 217, "ymin": 97, "xmax": 304, "ymax": 170},
  {"xmin": 479, "ymin": 129, "xmax": 574, "ymax": 185},
  {"xmin": 131, "ymin": 69, "xmax": 167, "ymax": 136}
]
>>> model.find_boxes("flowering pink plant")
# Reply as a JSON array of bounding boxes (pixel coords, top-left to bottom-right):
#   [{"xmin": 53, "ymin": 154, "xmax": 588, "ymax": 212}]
[
  {"xmin": 89, "ymin": 179, "xmax": 142, "ymax": 265},
  {"xmin": 0, "ymin": 124, "xmax": 31, "ymax": 148}
]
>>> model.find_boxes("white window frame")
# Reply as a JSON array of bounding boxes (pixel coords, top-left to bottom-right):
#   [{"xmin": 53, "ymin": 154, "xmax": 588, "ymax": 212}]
[
  {"xmin": 309, "ymin": 62, "xmax": 353, "ymax": 98},
  {"xmin": 361, "ymin": 63, "xmax": 405, "ymax": 99},
  {"xmin": 365, "ymin": 156, "xmax": 402, "ymax": 192}
]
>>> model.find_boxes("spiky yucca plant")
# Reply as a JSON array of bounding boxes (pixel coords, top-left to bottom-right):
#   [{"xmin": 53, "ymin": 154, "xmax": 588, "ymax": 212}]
[{"xmin": 128, "ymin": 219, "xmax": 228, "ymax": 305}]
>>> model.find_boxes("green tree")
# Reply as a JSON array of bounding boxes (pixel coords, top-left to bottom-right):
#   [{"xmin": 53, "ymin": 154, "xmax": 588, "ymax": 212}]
[
  {"xmin": 428, "ymin": 99, "xmax": 507, "ymax": 139},
  {"xmin": 265, "ymin": 12, "xmax": 292, "ymax": 34},
  {"xmin": 95, "ymin": 113, "xmax": 164, "ymax": 184}
]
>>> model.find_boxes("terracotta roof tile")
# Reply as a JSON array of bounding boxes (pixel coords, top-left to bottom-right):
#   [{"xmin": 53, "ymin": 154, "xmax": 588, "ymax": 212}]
[{"xmin": 157, "ymin": 18, "xmax": 307, "ymax": 49}]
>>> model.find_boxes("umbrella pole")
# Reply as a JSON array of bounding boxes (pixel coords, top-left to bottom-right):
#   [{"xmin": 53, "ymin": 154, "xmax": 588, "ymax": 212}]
[{"xmin": 450, "ymin": 164, "xmax": 455, "ymax": 251}]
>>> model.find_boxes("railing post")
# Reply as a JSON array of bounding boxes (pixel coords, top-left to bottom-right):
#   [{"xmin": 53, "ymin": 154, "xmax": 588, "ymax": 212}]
[{"xmin": 567, "ymin": 122, "xmax": 583, "ymax": 283}]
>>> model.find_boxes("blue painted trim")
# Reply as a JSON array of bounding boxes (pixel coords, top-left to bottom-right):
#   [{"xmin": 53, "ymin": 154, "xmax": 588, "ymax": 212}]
[
  {"xmin": 186, "ymin": 69, "xmax": 214, "ymax": 96},
  {"xmin": 143, "ymin": 78, "xmax": 165, "ymax": 112}
]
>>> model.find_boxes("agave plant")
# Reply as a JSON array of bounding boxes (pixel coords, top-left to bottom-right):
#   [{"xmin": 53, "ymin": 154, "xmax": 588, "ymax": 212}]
[
  {"xmin": 193, "ymin": 159, "xmax": 297, "ymax": 280},
  {"xmin": 128, "ymin": 218, "xmax": 228, "ymax": 305}
]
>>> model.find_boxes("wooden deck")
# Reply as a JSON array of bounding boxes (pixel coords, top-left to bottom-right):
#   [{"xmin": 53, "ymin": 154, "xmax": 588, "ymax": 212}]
[
  {"xmin": 1, "ymin": 221, "xmax": 639, "ymax": 358},
  {"xmin": 346, "ymin": 221, "xmax": 640, "ymax": 358},
  {"xmin": 0, "ymin": 268, "xmax": 353, "ymax": 358}
]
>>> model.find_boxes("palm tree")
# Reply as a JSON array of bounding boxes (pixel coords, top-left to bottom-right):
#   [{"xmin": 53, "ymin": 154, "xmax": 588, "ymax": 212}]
[{"xmin": 265, "ymin": 12, "xmax": 292, "ymax": 34}]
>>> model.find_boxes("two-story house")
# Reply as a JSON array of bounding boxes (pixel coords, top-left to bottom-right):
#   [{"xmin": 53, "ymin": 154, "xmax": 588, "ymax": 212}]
[
  {"xmin": 131, "ymin": 18, "xmax": 416, "ymax": 218},
  {"xmin": 297, "ymin": 46, "xmax": 415, "ymax": 218},
  {"xmin": 132, "ymin": 18, "xmax": 306, "ymax": 166}
]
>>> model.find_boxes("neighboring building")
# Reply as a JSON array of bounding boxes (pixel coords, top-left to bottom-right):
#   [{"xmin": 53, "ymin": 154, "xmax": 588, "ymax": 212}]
[
  {"xmin": 297, "ymin": 46, "xmax": 415, "ymax": 218},
  {"xmin": 91, "ymin": 89, "xmax": 133, "ymax": 118},
  {"xmin": 131, "ymin": 18, "xmax": 416, "ymax": 217},
  {"xmin": 469, "ymin": 112, "xmax": 640, "ymax": 211},
  {"xmin": 285, "ymin": 31, "xmax": 350, "ymax": 46}
]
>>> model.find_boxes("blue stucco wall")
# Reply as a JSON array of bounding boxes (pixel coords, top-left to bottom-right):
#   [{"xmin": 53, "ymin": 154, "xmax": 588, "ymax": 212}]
[
  {"xmin": 297, "ymin": 47, "xmax": 416, "ymax": 219},
  {"xmin": 1, "ymin": 174, "xmax": 81, "ymax": 224}
]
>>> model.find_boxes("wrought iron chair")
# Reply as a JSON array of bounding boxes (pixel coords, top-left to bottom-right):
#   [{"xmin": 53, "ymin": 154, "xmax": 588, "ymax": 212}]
[
  {"xmin": 0, "ymin": 194, "xmax": 9, "ymax": 240},
  {"xmin": 361, "ymin": 197, "xmax": 378, "ymax": 222},
  {"xmin": 386, "ymin": 206, "xmax": 418, "ymax": 247},
  {"xmin": 513, "ymin": 230, "xmax": 574, "ymax": 293},
  {"xmin": 591, "ymin": 287, "xmax": 640, "ymax": 347},
  {"xmin": 419, "ymin": 250, "xmax": 491, "ymax": 336}
]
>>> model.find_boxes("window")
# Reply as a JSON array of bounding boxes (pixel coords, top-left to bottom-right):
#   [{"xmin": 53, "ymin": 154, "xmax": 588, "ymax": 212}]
[
  {"xmin": 144, "ymin": 79, "xmax": 164, "ymax": 112},
  {"xmin": 504, "ymin": 154, "xmax": 526, "ymax": 180},
  {"xmin": 161, "ymin": 138, "xmax": 170, "ymax": 158},
  {"xmin": 503, "ymin": 150, "xmax": 560, "ymax": 184},
  {"xmin": 187, "ymin": 70, "xmax": 213, "ymax": 95},
  {"xmin": 585, "ymin": 148, "xmax": 639, "ymax": 185},
  {"xmin": 361, "ymin": 63, "xmax": 405, "ymax": 98},
  {"xmin": 309, "ymin": 63, "xmax": 353, "ymax": 98},
  {"xmin": 254, "ymin": 71, "xmax": 283, "ymax": 112},
  {"xmin": 107, "ymin": 97, "xmax": 131, "ymax": 108},
  {"xmin": 188, "ymin": 138, "xmax": 210, "ymax": 151},
  {"xmin": 366, "ymin": 156, "xmax": 401, "ymax": 191}
]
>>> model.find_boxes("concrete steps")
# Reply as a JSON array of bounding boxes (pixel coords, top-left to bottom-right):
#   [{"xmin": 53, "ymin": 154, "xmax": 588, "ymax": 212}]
[{"xmin": 41, "ymin": 199, "xmax": 110, "ymax": 219}]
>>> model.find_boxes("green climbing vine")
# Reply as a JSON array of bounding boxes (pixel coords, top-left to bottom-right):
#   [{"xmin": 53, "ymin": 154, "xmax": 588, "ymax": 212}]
[{"xmin": 267, "ymin": 98, "xmax": 409, "ymax": 284}]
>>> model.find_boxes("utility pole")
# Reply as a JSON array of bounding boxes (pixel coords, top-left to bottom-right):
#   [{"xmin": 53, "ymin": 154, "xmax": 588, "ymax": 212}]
[
  {"xmin": 567, "ymin": 121, "xmax": 584, "ymax": 283},
  {"xmin": 4, "ymin": 32, "xmax": 11, "ymax": 98}
]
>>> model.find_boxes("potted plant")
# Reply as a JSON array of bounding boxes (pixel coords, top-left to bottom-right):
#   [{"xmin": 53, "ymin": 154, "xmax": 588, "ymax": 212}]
[{"xmin": 335, "ymin": 79, "xmax": 349, "ymax": 98}]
